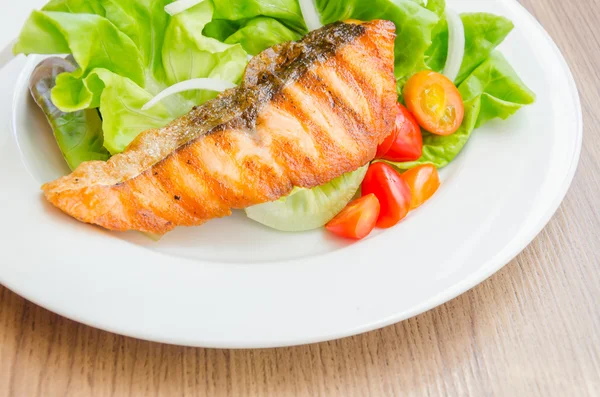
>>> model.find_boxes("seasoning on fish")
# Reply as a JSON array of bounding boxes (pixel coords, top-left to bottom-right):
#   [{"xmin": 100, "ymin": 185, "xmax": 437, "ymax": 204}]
[{"xmin": 42, "ymin": 20, "xmax": 399, "ymax": 234}]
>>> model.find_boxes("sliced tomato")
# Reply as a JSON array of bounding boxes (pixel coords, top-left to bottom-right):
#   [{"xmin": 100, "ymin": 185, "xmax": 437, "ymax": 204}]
[
  {"xmin": 401, "ymin": 164, "xmax": 440, "ymax": 210},
  {"xmin": 403, "ymin": 71, "xmax": 464, "ymax": 136},
  {"xmin": 376, "ymin": 127, "xmax": 397, "ymax": 158},
  {"xmin": 377, "ymin": 103, "xmax": 423, "ymax": 162},
  {"xmin": 326, "ymin": 194, "xmax": 380, "ymax": 240},
  {"xmin": 361, "ymin": 163, "xmax": 412, "ymax": 229}
]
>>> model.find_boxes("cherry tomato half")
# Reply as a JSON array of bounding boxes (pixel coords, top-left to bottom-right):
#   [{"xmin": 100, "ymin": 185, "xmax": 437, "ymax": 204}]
[
  {"xmin": 403, "ymin": 71, "xmax": 464, "ymax": 136},
  {"xmin": 401, "ymin": 164, "xmax": 440, "ymax": 210},
  {"xmin": 326, "ymin": 194, "xmax": 380, "ymax": 240},
  {"xmin": 376, "ymin": 103, "xmax": 423, "ymax": 162},
  {"xmin": 361, "ymin": 163, "xmax": 412, "ymax": 229}
]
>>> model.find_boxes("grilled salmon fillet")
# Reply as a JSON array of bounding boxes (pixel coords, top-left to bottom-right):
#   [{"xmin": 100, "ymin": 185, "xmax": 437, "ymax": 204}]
[{"xmin": 42, "ymin": 20, "xmax": 399, "ymax": 234}]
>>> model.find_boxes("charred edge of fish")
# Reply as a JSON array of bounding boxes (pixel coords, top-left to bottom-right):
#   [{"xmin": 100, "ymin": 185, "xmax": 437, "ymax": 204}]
[{"xmin": 181, "ymin": 22, "xmax": 366, "ymax": 145}]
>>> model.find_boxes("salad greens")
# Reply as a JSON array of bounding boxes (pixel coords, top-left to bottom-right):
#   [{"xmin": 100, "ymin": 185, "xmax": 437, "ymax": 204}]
[
  {"xmin": 29, "ymin": 57, "xmax": 110, "ymax": 170},
  {"xmin": 224, "ymin": 17, "xmax": 302, "ymax": 55},
  {"xmin": 388, "ymin": 52, "xmax": 535, "ymax": 170},
  {"xmin": 211, "ymin": 0, "xmax": 306, "ymax": 32},
  {"xmin": 15, "ymin": 0, "xmax": 534, "ymax": 231},
  {"xmin": 425, "ymin": 13, "xmax": 515, "ymax": 85},
  {"xmin": 15, "ymin": 0, "xmax": 248, "ymax": 154},
  {"xmin": 316, "ymin": 0, "xmax": 439, "ymax": 79},
  {"xmin": 245, "ymin": 165, "xmax": 369, "ymax": 232}
]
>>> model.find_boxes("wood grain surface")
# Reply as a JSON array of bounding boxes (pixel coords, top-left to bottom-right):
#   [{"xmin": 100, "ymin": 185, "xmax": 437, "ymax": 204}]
[{"xmin": 1, "ymin": 1, "xmax": 599, "ymax": 396}]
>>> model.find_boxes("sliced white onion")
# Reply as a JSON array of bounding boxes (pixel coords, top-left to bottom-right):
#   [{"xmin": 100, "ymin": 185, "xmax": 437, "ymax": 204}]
[
  {"xmin": 164, "ymin": 0, "xmax": 204, "ymax": 16},
  {"xmin": 299, "ymin": 0, "xmax": 323, "ymax": 31},
  {"xmin": 442, "ymin": 9, "xmax": 465, "ymax": 83},
  {"xmin": 142, "ymin": 78, "xmax": 236, "ymax": 111}
]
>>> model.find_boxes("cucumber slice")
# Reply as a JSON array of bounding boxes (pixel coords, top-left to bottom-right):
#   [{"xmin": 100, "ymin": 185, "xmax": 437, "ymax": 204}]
[{"xmin": 245, "ymin": 165, "xmax": 369, "ymax": 232}]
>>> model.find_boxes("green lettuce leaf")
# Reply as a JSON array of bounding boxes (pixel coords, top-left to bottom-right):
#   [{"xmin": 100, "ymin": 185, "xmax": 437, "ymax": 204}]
[
  {"xmin": 225, "ymin": 17, "xmax": 301, "ymax": 55},
  {"xmin": 73, "ymin": 69, "xmax": 174, "ymax": 154},
  {"xmin": 388, "ymin": 52, "xmax": 535, "ymax": 170},
  {"xmin": 203, "ymin": 19, "xmax": 240, "ymax": 42},
  {"xmin": 30, "ymin": 57, "xmax": 110, "ymax": 170},
  {"xmin": 425, "ymin": 0, "xmax": 446, "ymax": 16},
  {"xmin": 245, "ymin": 165, "xmax": 369, "ymax": 232},
  {"xmin": 425, "ymin": 13, "xmax": 514, "ymax": 84},
  {"xmin": 14, "ymin": 11, "xmax": 145, "ymax": 86},
  {"xmin": 42, "ymin": 0, "xmax": 106, "ymax": 14},
  {"xmin": 14, "ymin": 0, "xmax": 248, "ymax": 154},
  {"xmin": 461, "ymin": 52, "xmax": 536, "ymax": 127},
  {"xmin": 41, "ymin": 0, "xmax": 168, "ymax": 82},
  {"xmin": 205, "ymin": 0, "xmax": 305, "ymax": 56},
  {"xmin": 211, "ymin": 0, "xmax": 306, "ymax": 32},
  {"xmin": 315, "ymin": 0, "xmax": 440, "ymax": 79}
]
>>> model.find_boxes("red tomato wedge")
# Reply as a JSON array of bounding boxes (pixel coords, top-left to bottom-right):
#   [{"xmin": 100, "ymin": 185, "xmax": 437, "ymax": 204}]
[
  {"xmin": 376, "ymin": 103, "xmax": 423, "ymax": 162},
  {"xmin": 326, "ymin": 194, "xmax": 380, "ymax": 240},
  {"xmin": 375, "ymin": 128, "xmax": 396, "ymax": 158},
  {"xmin": 403, "ymin": 71, "xmax": 464, "ymax": 136},
  {"xmin": 361, "ymin": 163, "xmax": 412, "ymax": 229},
  {"xmin": 401, "ymin": 164, "xmax": 441, "ymax": 210}
]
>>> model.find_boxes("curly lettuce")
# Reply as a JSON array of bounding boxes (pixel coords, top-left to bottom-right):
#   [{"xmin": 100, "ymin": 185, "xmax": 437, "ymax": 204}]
[
  {"xmin": 387, "ymin": 52, "xmax": 536, "ymax": 170},
  {"xmin": 15, "ymin": 0, "xmax": 248, "ymax": 154},
  {"xmin": 425, "ymin": 13, "xmax": 515, "ymax": 84},
  {"xmin": 316, "ymin": 0, "xmax": 439, "ymax": 79}
]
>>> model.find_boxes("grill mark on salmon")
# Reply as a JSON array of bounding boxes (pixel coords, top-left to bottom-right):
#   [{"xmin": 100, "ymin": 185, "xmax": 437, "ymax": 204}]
[
  {"xmin": 256, "ymin": 104, "xmax": 321, "ymax": 185},
  {"xmin": 273, "ymin": 85, "xmax": 360, "ymax": 173},
  {"xmin": 42, "ymin": 20, "xmax": 399, "ymax": 234},
  {"xmin": 128, "ymin": 174, "xmax": 181, "ymax": 222},
  {"xmin": 302, "ymin": 70, "xmax": 369, "ymax": 145},
  {"xmin": 335, "ymin": 32, "xmax": 397, "ymax": 135}
]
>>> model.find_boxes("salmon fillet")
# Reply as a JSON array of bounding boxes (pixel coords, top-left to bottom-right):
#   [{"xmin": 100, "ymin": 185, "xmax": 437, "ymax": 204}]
[{"xmin": 42, "ymin": 20, "xmax": 399, "ymax": 234}]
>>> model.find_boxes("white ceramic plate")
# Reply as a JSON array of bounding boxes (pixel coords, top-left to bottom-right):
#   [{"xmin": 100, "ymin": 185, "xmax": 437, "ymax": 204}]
[{"xmin": 0, "ymin": 0, "xmax": 581, "ymax": 348}]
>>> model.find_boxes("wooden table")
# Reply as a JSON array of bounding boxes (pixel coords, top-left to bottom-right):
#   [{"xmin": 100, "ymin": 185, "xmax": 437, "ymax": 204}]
[{"xmin": 1, "ymin": 1, "xmax": 599, "ymax": 396}]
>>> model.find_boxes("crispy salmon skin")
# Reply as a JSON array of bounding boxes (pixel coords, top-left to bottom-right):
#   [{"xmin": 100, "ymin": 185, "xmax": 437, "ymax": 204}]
[{"xmin": 42, "ymin": 20, "xmax": 399, "ymax": 234}]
